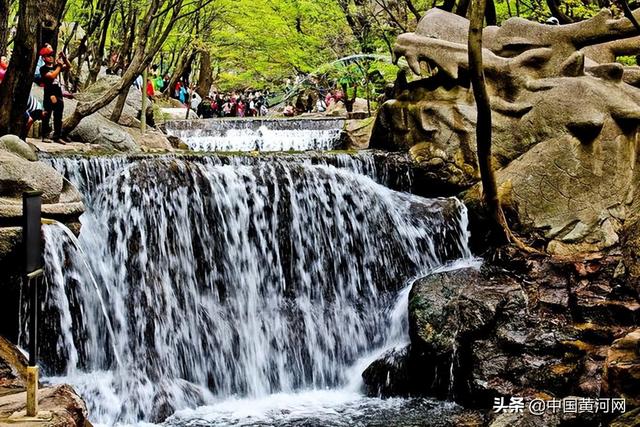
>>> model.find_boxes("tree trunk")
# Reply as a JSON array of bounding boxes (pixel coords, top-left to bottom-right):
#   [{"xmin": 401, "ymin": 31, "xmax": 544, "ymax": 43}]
[
  {"xmin": 86, "ymin": 2, "xmax": 115, "ymax": 87},
  {"xmin": 441, "ymin": 0, "xmax": 456, "ymax": 12},
  {"xmin": 485, "ymin": 0, "xmax": 497, "ymax": 25},
  {"xmin": 404, "ymin": 0, "xmax": 422, "ymax": 20},
  {"xmin": 63, "ymin": 50, "xmax": 145, "ymax": 134},
  {"xmin": 468, "ymin": 0, "xmax": 510, "ymax": 243},
  {"xmin": 196, "ymin": 50, "xmax": 213, "ymax": 98},
  {"xmin": 456, "ymin": 0, "xmax": 470, "ymax": 17},
  {"xmin": 167, "ymin": 48, "xmax": 196, "ymax": 95},
  {"xmin": 0, "ymin": 0, "xmax": 40, "ymax": 136},
  {"xmin": 38, "ymin": 0, "xmax": 67, "ymax": 51},
  {"xmin": 0, "ymin": 0, "xmax": 9, "ymax": 56},
  {"xmin": 110, "ymin": 82, "xmax": 131, "ymax": 122},
  {"xmin": 618, "ymin": 0, "xmax": 640, "ymax": 33},
  {"xmin": 63, "ymin": 0, "xmax": 185, "ymax": 134},
  {"xmin": 546, "ymin": 0, "xmax": 574, "ymax": 24}
]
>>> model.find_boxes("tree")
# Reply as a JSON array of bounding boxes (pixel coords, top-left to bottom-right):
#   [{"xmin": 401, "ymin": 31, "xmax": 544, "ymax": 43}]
[
  {"xmin": 39, "ymin": 0, "xmax": 68, "ymax": 50},
  {"xmin": 468, "ymin": 0, "xmax": 512, "ymax": 244},
  {"xmin": 546, "ymin": 0, "xmax": 574, "ymax": 24},
  {"xmin": 62, "ymin": 0, "xmax": 213, "ymax": 133},
  {"xmin": 0, "ymin": 0, "xmax": 48, "ymax": 136},
  {"xmin": 0, "ymin": 0, "xmax": 11, "ymax": 56}
]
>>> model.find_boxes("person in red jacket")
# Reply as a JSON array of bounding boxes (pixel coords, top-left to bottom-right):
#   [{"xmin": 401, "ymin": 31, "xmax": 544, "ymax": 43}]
[
  {"xmin": 39, "ymin": 44, "xmax": 70, "ymax": 143},
  {"xmin": 146, "ymin": 78, "xmax": 155, "ymax": 97}
]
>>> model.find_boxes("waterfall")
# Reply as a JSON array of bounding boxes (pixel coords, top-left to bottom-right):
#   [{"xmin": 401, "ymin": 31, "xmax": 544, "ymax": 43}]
[
  {"xmin": 41, "ymin": 154, "xmax": 472, "ymax": 426},
  {"xmin": 163, "ymin": 118, "xmax": 345, "ymax": 152}
]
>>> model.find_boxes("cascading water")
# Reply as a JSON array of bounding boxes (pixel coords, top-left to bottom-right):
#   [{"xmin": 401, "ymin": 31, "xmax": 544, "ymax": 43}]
[
  {"xmin": 39, "ymin": 151, "xmax": 474, "ymax": 426},
  {"xmin": 163, "ymin": 118, "xmax": 345, "ymax": 152}
]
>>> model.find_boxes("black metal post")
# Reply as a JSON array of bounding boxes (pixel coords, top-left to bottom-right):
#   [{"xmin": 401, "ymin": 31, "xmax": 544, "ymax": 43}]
[
  {"xmin": 22, "ymin": 191, "xmax": 43, "ymax": 367},
  {"xmin": 22, "ymin": 191, "xmax": 43, "ymax": 418}
]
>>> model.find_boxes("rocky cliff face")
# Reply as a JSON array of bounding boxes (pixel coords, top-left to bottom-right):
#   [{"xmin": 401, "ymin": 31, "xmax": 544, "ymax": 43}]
[
  {"xmin": 366, "ymin": 9, "xmax": 640, "ymax": 426},
  {"xmin": 363, "ymin": 251, "xmax": 639, "ymax": 426},
  {"xmin": 370, "ymin": 9, "xmax": 640, "ymax": 257}
]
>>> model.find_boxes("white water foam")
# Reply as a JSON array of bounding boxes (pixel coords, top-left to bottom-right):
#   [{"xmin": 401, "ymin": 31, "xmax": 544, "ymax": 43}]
[{"xmin": 41, "ymin": 155, "xmax": 475, "ymax": 426}]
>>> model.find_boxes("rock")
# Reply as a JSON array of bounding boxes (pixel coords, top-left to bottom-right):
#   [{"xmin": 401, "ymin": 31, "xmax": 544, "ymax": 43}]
[
  {"xmin": 343, "ymin": 117, "xmax": 374, "ymax": 150},
  {"xmin": 362, "ymin": 345, "xmax": 414, "ymax": 397},
  {"xmin": 0, "ymin": 149, "xmax": 84, "ymax": 214},
  {"xmin": 325, "ymin": 98, "xmax": 369, "ymax": 117},
  {"xmin": 0, "ymin": 227, "xmax": 20, "ymax": 260},
  {"xmin": 0, "ymin": 139, "xmax": 84, "ymax": 278},
  {"xmin": 401, "ymin": 253, "xmax": 637, "ymax": 411},
  {"xmin": 0, "ymin": 335, "xmax": 27, "ymax": 391},
  {"xmin": 159, "ymin": 108, "xmax": 198, "ymax": 121},
  {"xmin": 0, "ymin": 135, "xmax": 38, "ymax": 161},
  {"xmin": 610, "ymin": 407, "xmax": 640, "ymax": 427},
  {"xmin": 125, "ymin": 127, "xmax": 173, "ymax": 151},
  {"xmin": 0, "ymin": 384, "xmax": 89, "ymax": 426},
  {"xmin": 150, "ymin": 379, "xmax": 208, "ymax": 423},
  {"xmin": 32, "ymin": 77, "xmax": 166, "ymax": 152},
  {"xmin": 409, "ymin": 267, "xmax": 515, "ymax": 358},
  {"xmin": 622, "ymin": 216, "xmax": 640, "ymax": 284},
  {"xmin": 489, "ymin": 411, "xmax": 561, "ymax": 427},
  {"xmin": 0, "ymin": 149, "xmax": 63, "ymax": 203},
  {"xmin": 69, "ymin": 111, "xmax": 139, "ymax": 152},
  {"xmin": 603, "ymin": 329, "xmax": 640, "ymax": 407},
  {"xmin": 372, "ymin": 9, "xmax": 640, "ymax": 255},
  {"xmin": 0, "ymin": 336, "xmax": 88, "ymax": 426}
]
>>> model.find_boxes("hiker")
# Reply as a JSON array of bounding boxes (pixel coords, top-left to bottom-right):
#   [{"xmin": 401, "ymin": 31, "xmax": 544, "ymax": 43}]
[{"xmin": 39, "ymin": 44, "xmax": 71, "ymax": 143}]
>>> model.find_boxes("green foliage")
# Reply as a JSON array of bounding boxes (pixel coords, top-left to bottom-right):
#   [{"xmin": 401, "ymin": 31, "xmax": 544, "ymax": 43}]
[
  {"xmin": 204, "ymin": 0, "xmax": 356, "ymax": 91},
  {"xmin": 617, "ymin": 55, "xmax": 638, "ymax": 66},
  {"xmin": 58, "ymin": 0, "xmax": 634, "ymax": 95},
  {"xmin": 495, "ymin": 0, "xmax": 603, "ymax": 24}
]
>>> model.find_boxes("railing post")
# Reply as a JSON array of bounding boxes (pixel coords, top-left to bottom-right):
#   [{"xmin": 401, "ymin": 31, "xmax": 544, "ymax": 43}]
[{"xmin": 22, "ymin": 191, "xmax": 43, "ymax": 418}]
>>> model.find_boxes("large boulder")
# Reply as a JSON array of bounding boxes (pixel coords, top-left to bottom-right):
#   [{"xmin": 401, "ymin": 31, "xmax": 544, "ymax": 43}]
[
  {"xmin": 68, "ymin": 107, "xmax": 139, "ymax": 151},
  {"xmin": 0, "ymin": 135, "xmax": 38, "ymax": 161},
  {"xmin": 0, "ymin": 144, "xmax": 83, "ymax": 222},
  {"xmin": 363, "ymin": 254, "xmax": 639, "ymax": 416},
  {"xmin": 371, "ymin": 9, "xmax": 640, "ymax": 256}
]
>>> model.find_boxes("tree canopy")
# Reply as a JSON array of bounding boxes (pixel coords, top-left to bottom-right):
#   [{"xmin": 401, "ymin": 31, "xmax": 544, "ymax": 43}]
[{"xmin": 0, "ymin": 0, "xmax": 637, "ymax": 135}]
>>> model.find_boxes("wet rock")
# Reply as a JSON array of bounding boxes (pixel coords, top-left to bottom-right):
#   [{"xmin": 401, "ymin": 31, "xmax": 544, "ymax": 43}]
[
  {"xmin": 0, "ymin": 337, "xmax": 88, "ymax": 426},
  {"xmin": 400, "ymin": 252, "xmax": 639, "ymax": 413},
  {"xmin": 409, "ymin": 268, "xmax": 516, "ymax": 359},
  {"xmin": 0, "ymin": 335, "xmax": 27, "ymax": 391},
  {"xmin": 362, "ymin": 345, "xmax": 414, "ymax": 397},
  {"xmin": 343, "ymin": 118, "xmax": 374, "ymax": 150},
  {"xmin": 150, "ymin": 379, "xmax": 208, "ymax": 423},
  {"xmin": 603, "ymin": 329, "xmax": 640, "ymax": 407},
  {"xmin": 0, "ymin": 384, "xmax": 89, "ymax": 426},
  {"xmin": 610, "ymin": 407, "xmax": 640, "ymax": 427}
]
